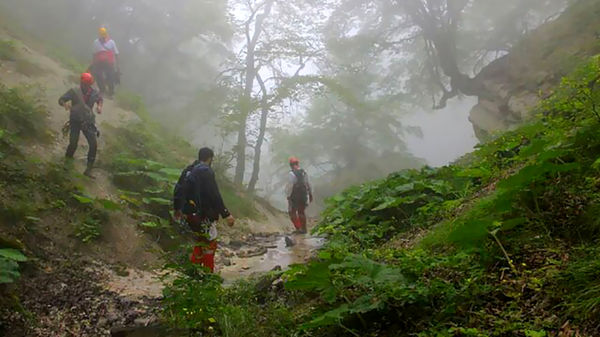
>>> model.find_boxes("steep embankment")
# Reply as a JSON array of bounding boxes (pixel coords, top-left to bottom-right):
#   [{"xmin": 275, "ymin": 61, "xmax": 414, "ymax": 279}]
[
  {"xmin": 469, "ymin": 0, "xmax": 600, "ymax": 139},
  {"xmin": 0, "ymin": 27, "xmax": 294, "ymax": 337}
]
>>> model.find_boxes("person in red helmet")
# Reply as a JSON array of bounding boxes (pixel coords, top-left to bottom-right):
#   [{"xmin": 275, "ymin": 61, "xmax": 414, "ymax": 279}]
[
  {"xmin": 285, "ymin": 157, "xmax": 313, "ymax": 234},
  {"xmin": 59, "ymin": 72, "xmax": 103, "ymax": 177}
]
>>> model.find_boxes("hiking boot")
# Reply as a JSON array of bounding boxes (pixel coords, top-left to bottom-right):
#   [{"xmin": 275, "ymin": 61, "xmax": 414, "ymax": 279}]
[
  {"xmin": 63, "ymin": 156, "xmax": 75, "ymax": 169},
  {"xmin": 83, "ymin": 166, "xmax": 95, "ymax": 179}
]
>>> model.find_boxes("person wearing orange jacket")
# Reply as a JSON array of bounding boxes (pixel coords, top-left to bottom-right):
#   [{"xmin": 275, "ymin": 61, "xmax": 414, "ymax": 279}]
[{"xmin": 285, "ymin": 157, "xmax": 313, "ymax": 234}]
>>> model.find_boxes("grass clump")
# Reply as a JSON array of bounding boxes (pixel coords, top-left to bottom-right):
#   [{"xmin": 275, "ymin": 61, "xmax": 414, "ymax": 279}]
[
  {"xmin": 0, "ymin": 84, "xmax": 51, "ymax": 143},
  {"xmin": 0, "ymin": 40, "xmax": 17, "ymax": 61}
]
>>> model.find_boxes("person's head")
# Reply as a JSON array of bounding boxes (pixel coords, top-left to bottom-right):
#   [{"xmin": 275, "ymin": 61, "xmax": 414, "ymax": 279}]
[
  {"xmin": 99, "ymin": 27, "xmax": 108, "ymax": 39},
  {"xmin": 289, "ymin": 156, "xmax": 300, "ymax": 169},
  {"xmin": 198, "ymin": 147, "xmax": 215, "ymax": 164},
  {"xmin": 80, "ymin": 72, "xmax": 94, "ymax": 88}
]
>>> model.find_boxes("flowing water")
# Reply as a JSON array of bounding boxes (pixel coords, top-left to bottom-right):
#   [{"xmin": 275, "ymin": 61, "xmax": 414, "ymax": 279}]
[
  {"xmin": 219, "ymin": 233, "xmax": 325, "ymax": 282},
  {"xmin": 110, "ymin": 233, "xmax": 324, "ymax": 336}
]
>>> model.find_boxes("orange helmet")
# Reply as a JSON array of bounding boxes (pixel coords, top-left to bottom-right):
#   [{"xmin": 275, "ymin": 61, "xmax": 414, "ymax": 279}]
[
  {"xmin": 289, "ymin": 156, "xmax": 300, "ymax": 165},
  {"xmin": 80, "ymin": 72, "xmax": 94, "ymax": 85}
]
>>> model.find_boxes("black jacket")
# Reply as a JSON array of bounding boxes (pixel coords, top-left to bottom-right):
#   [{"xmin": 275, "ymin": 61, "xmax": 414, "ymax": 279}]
[{"xmin": 173, "ymin": 162, "xmax": 230, "ymax": 222}]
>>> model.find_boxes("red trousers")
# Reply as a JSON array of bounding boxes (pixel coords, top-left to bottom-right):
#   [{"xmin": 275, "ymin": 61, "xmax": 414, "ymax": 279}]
[
  {"xmin": 288, "ymin": 202, "xmax": 307, "ymax": 232},
  {"xmin": 190, "ymin": 237, "xmax": 218, "ymax": 272}
]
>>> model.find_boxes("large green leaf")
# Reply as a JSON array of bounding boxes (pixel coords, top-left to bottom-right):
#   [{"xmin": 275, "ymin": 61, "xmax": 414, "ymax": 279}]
[
  {"xmin": 159, "ymin": 167, "xmax": 182, "ymax": 179},
  {"xmin": 0, "ymin": 248, "xmax": 27, "ymax": 262},
  {"xmin": 98, "ymin": 198, "xmax": 121, "ymax": 211},
  {"xmin": 72, "ymin": 193, "xmax": 94, "ymax": 204},
  {"xmin": 285, "ymin": 261, "xmax": 334, "ymax": 291}
]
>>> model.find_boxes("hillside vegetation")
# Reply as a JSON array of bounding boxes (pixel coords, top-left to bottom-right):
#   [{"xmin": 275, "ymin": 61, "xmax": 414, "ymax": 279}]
[
  {"xmin": 0, "ymin": 30, "xmax": 266, "ymax": 335},
  {"xmin": 161, "ymin": 55, "xmax": 600, "ymax": 336}
]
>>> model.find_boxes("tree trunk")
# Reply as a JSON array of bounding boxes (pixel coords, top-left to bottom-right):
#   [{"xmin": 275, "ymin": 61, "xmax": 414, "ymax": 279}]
[
  {"xmin": 247, "ymin": 74, "xmax": 269, "ymax": 193},
  {"xmin": 233, "ymin": 0, "xmax": 274, "ymax": 186},
  {"xmin": 403, "ymin": 0, "xmax": 494, "ymax": 109}
]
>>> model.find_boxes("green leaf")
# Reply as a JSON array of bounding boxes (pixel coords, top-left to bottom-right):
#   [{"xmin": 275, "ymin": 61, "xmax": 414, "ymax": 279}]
[
  {"xmin": 72, "ymin": 193, "xmax": 94, "ymax": 204},
  {"xmin": 301, "ymin": 304, "xmax": 350, "ymax": 329},
  {"xmin": 159, "ymin": 167, "xmax": 182, "ymax": 179},
  {"xmin": 149, "ymin": 197, "xmax": 171, "ymax": 205},
  {"xmin": 524, "ymin": 330, "xmax": 547, "ymax": 337},
  {"xmin": 98, "ymin": 199, "xmax": 121, "ymax": 211},
  {"xmin": 140, "ymin": 221, "xmax": 159, "ymax": 228},
  {"xmin": 286, "ymin": 261, "xmax": 334, "ymax": 291},
  {"xmin": 0, "ymin": 248, "xmax": 27, "ymax": 262}
]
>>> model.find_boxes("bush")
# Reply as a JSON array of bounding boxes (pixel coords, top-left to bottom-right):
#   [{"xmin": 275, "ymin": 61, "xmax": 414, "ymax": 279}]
[{"xmin": 0, "ymin": 40, "xmax": 17, "ymax": 61}]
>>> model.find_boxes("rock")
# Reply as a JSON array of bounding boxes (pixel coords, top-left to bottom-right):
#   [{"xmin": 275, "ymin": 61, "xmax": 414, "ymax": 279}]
[
  {"xmin": 222, "ymin": 249, "xmax": 234, "ymax": 258},
  {"xmin": 284, "ymin": 236, "xmax": 295, "ymax": 247},
  {"xmin": 223, "ymin": 258, "xmax": 232, "ymax": 266},
  {"xmin": 97, "ymin": 317, "xmax": 108, "ymax": 327},
  {"xmin": 508, "ymin": 92, "xmax": 540, "ymax": 120},
  {"xmin": 229, "ymin": 240, "xmax": 244, "ymax": 249},
  {"xmin": 134, "ymin": 317, "xmax": 149, "ymax": 326},
  {"xmin": 237, "ymin": 246, "xmax": 268, "ymax": 258}
]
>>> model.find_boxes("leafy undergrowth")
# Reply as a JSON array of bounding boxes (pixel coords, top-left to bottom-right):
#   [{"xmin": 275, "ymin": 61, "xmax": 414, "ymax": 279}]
[
  {"xmin": 103, "ymin": 92, "xmax": 258, "ymax": 239},
  {"xmin": 106, "ymin": 92, "xmax": 258, "ymax": 218},
  {"xmin": 162, "ymin": 57, "xmax": 600, "ymax": 335}
]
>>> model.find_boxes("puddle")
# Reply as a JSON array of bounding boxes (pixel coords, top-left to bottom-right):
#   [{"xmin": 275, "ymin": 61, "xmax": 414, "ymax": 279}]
[{"xmin": 219, "ymin": 233, "xmax": 324, "ymax": 282}]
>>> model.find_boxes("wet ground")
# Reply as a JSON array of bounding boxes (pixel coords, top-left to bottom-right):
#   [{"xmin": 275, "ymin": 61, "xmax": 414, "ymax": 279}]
[
  {"xmin": 219, "ymin": 233, "xmax": 325, "ymax": 282},
  {"xmin": 106, "ymin": 233, "xmax": 324, "ymax": 337}
]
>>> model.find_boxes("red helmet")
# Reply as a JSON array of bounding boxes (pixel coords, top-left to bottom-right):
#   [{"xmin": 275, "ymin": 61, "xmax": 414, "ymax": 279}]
[
  {"xmin": 80, "ymin": 72, "xmax": 94, "ymax": 85},
  {"xmin": 289, "ymin": 156, "xmax": 300, "ymax": 165}
]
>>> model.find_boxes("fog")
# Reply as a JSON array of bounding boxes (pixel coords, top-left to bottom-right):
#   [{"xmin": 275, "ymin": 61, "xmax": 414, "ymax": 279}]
[{"xmin": 0, "ymin": 0, "xmax": 571, "ymax": 207}]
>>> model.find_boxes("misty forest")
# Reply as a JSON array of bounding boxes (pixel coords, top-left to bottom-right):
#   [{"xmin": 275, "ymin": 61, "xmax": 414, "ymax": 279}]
[{"xmin": 2, "ymin": 0, "xmax": 600, "ymax": 336}]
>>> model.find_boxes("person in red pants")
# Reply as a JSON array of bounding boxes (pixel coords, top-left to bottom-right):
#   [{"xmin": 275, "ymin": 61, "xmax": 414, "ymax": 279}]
[
  {"xmin": 285, "ymin": 157, "xmax": 313, "ymax": 234},
  {"xmin": 173, "ymin": 147, "xmax": 235, "ymax": 272}
]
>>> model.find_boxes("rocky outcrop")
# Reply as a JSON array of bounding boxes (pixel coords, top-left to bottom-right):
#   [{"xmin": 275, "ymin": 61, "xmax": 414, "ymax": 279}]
[{"xmin": 468, "ymin": 0, "xmax": 600, "ymax": 139}]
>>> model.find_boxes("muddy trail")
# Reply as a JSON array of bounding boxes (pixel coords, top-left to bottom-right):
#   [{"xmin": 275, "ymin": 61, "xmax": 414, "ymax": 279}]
[
  {"xmin": 108, "ymin": 231, "xmax": 324, "ymax": 337},
  {"xmin": 2, "ymin": 230, "xmax": 323, "ymax": 337}
]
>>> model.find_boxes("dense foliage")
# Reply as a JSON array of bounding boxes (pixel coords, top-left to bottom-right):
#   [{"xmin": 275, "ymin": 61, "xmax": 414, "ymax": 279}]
[{"xmin": 162, "ymin": 54, "xmax": 600, "ymax": 336}]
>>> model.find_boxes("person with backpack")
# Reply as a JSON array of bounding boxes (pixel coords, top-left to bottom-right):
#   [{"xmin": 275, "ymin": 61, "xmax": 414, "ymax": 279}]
[
  {"xmin": 59, "ymin": 72, "xmax": 102, "ymax": 177},
  {"xmin": 91, "ymin": 27, "xmax": 119, "ymax": 97},
  {"xmin": 285, "ymin": 157, "xmax": 313, "ymax": 234},
  {"xmin": 173, "ymin": 147, "xmax": 235, "ymax": 272}
]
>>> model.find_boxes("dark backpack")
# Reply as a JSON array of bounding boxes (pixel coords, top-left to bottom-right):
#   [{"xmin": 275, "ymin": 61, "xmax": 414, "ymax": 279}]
[
  {"xmin": 176, "ymin": 162, "xmax": 211, "ymax": 215},
  {"xmin": 290, "ymin": 169, "xmax": 308, "ymax": 204}
]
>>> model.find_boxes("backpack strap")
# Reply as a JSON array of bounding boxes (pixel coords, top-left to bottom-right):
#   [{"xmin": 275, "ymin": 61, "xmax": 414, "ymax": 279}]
[{"xmin": 73, "ymin": 87, "xmax": 94, "ymax": 120}]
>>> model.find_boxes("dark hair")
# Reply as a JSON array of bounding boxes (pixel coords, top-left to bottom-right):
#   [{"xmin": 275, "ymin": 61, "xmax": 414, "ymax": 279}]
[{"xmin": 198, "ymin": 147, "xmax": 214, "ymax": 162}]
